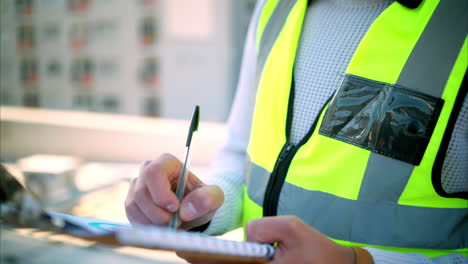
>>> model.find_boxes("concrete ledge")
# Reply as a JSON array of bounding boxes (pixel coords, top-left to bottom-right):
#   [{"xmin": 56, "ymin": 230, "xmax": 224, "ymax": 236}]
[{"xmin": 0, "ymin": 107, "xmax": 227, "ymax": 165}]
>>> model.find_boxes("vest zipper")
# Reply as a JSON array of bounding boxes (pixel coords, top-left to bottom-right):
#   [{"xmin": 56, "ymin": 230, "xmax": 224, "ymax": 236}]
[
  {"xmin": 263, "ymin": 142, "xmax": 298, "ymax": 216},
  {"xmin": 262, "ymin": 80, "xmax": 333, "ymax": 217}
]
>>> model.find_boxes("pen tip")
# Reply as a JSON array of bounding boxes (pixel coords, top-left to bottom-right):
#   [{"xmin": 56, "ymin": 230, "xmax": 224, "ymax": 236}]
[
  {"xmin": 185, "ymin": 105, "xmax": 200, "ymax": 147},
  {"xmin": 193, "ymin": 105, "xmax": 200, "ymax": 132}
]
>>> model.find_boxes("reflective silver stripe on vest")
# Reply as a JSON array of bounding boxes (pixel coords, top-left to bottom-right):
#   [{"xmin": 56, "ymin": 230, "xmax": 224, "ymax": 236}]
[
  {"xmin": 245, "ymin": 157, "xmax": 270, "ymax": 206},
  {"xmin": 358, "ymin": 156, "xmax": 414, "ymax": 202},
  {"xmin": 397, "ymin": 0, "xmax": 467, "ymax": 97},
  {"xmin": 256, "ymin": 0, "xmax": 299, "ymax": 84},
  {"xmin": 358, "ymin": 0, "xmax": 467, "ymax": 202},
  {"xmin": 246, "ymin": 159, "xmax": 468, "ymax": 249}
]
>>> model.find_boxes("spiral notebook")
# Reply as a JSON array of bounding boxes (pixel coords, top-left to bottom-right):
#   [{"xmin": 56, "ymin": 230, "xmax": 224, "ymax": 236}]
[{"xmin": 47, "ymin": 212, "xmax": 275, "ymax": 263}]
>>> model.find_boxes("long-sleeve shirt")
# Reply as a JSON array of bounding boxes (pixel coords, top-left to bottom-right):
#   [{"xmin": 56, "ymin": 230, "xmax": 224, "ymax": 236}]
[{"xmin": 203, "ymin": 1, "xmax": 468, "ymax": 263}]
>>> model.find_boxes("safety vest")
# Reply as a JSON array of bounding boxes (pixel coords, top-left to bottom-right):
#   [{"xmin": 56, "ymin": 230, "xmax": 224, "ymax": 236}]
[{"xmin": 243, "ymin": 0, "xmax": 467, "ymax": 258}]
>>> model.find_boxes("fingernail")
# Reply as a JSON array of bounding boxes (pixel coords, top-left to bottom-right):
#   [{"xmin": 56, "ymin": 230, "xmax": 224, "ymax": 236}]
[
  {"xmin": 185, "ymin": 202, "xmax": 198, "ymax": 219},
  {"xmin": 166, "ymin": 203, "xmax": 177, "ymax": 212}
]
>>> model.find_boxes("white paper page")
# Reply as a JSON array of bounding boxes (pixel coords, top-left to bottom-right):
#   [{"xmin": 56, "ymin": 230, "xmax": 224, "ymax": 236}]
[
  {"xmin": 47, "ymin": 211, "xmax": 131, "ymax": 236},
  {"xmin": 46, "ymin": 212, "xmax": 275, "ymax": 259}
]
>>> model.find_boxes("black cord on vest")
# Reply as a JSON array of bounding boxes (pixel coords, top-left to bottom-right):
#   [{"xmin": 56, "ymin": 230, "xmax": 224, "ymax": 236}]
[{"xmin": 307, "ymin": 0, "xmax": 422, "ymax": 9}]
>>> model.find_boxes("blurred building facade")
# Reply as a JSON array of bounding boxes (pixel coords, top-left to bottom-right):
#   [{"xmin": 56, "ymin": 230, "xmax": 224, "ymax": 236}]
[{"xmin": 0, "ymin": 0, "xmax": 256, "ymax": 122}]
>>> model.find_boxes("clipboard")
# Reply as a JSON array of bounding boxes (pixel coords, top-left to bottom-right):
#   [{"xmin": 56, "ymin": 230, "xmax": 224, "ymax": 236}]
[{"xmin": 0, "ymin": 164, "xmax": 274, "ymax": 263}]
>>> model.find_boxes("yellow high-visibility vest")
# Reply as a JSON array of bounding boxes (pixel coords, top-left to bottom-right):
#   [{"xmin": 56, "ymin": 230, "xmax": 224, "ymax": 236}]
[{"xmin": 243, "ymin": 0, "xmax": 467, "ymax": 257}]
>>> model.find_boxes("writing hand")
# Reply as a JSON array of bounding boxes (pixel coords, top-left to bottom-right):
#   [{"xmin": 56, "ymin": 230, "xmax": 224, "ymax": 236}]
[{"xmin": 125, "ymin": 153, "xmax": 224, "ymax": 230}]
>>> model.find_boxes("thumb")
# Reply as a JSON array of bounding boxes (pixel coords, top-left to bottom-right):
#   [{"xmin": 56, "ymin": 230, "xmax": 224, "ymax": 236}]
[
  {"xmin": 246, "ymin": 216, "xmax": 304, "ymax": 246},
  {"xmin": 179, "ymin": 184, "xmax": 224, "ymax": 222}
]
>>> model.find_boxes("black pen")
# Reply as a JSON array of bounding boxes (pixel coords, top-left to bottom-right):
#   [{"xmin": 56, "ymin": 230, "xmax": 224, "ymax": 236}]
[{"xmin": 169, "ymin": 105, "xmax": 200, "ymax": 229}]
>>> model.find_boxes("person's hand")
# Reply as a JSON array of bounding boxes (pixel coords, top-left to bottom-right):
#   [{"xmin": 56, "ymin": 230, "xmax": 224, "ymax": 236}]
[
  {"xmin": 246, "ymin": 216, "xmax": 356, "ymax": 264},
  {"xmin": 179, "ymin": 215, "xmax": 359, "ymax": 264},
  {"xmin": 125, "ymin": 153, "xmax": 224, "ymax": 230}
]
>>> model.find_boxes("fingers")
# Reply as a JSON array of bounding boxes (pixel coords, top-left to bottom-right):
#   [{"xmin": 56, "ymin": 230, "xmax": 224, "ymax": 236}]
[
  {"xmin": 125, "ymin": 207, "xmax": 152, "ymax": 226},
  {"xmin": 125, "ymin": 153, "xmax": 216, "ymax": 229},
  {"xmin": 126, "ymin": 175, "xmax": 174, "ymax": 226},
  {"xmin": 125, "ymin": 178, "xmax": 152, "ymax": 225},
  {"xmin": 246, "ymin": 216, "xmax": 355, "ymax": 264},
  {"xmin": 179, "ymin": 184, "xmax": 224, "ymax": 222},
  {"xmin": 139, "ymin": 154, "xmax": 181, "ymax": 211},
  {"xmin": 246, "ymin": 215, "xmax": 306, "ymax": 246},
  {"xmin": 140, "ymin": 154, "xmax": 204, "ymax": 211},
  {"xmin": 135, "ymin": 185, "xmax": 174, "ymax": 225},
  {"xmin": 125, "ymin": 202, "xmax": 152, "ymax": 226}
]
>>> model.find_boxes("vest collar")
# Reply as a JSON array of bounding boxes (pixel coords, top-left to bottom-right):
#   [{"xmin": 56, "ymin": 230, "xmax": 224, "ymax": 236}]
[{"xmin": 396, "ymin": 0, "xmax": 423, "ymax": 8}]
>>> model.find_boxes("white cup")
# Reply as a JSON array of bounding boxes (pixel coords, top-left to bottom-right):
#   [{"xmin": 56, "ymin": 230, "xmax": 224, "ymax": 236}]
[{"xmin": 18, "ymin": 155, "xmax": 81, "ymax": 204}]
